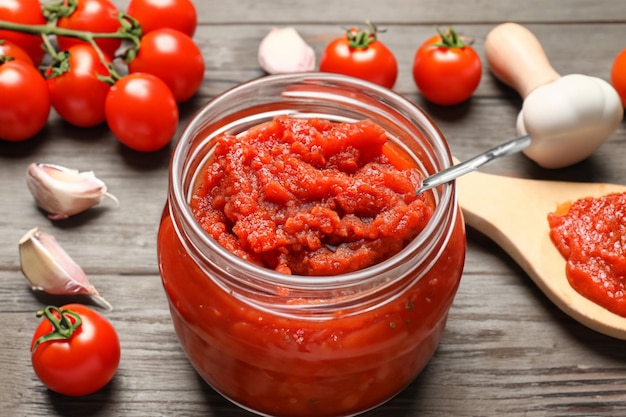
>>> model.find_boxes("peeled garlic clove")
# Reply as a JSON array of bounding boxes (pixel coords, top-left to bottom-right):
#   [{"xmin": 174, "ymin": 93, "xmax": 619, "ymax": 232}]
[
  {"xmin": 26, "ymin": 163, "xmax": 119, "ymax": 220},
  {"xmin": 258, "ymin": 27, "xmax": 316, "ymax": 74},
  {"xmin": 19, "ymin": 227, "xmax": 113, "ymax": 310}
]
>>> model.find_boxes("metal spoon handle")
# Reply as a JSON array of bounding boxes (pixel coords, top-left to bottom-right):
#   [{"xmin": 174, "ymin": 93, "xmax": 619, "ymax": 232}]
[{"xmin": 417, "ymin": 134, "xmax": 532, "ymax": 195}]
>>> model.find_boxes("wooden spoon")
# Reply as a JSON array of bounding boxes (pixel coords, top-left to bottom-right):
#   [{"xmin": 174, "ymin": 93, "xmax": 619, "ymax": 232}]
[{"xmin": 457, "ymin": 170, "xmax": 626, "ymax": 340}]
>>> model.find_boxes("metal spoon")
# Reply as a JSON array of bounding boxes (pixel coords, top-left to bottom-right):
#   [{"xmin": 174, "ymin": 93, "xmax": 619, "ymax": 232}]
[{"xmin": 416, "ymin": 134, "xmax": 531, "ymax": 195}]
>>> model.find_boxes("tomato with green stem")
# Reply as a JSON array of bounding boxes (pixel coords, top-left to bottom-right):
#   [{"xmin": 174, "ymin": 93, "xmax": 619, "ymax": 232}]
[
  {"xmin": 0, "ymin": 0, "xmax": 47, "ymax": 65},
  {"xmin": 31, "ymin": 304, "xmax": 120, "ymax": 397},
  {"xmin": 46, "ymin": 44, "xmax": 112, "ymax": 127},
  {"xmin": 412, "ymin": 27, "xmax": 482, "ymax": 106},
  {"xmin": 105, "ymin": 72, "xmax": 179, "ymax": 152},
  {"xmin": 55, "ymin": 0, "xmax": 122, "ymax": 59},
  {"xmin": 127, "ymin": 0, "xmax": 197, "ymax": 37},
  {"xmin": 319, "ymin": 21, "xmax": 398, "ymax": 89},
  {"xmin": 127, "ymin": 28, "xmax": 204, "ymax": 102},
  {"xmin": 0, "ymin": 59, "xmax": 50, "ymax": 141},
  {"xmin": 611, "ymin": 48, "xmax": 626, "ymax": 108},
  {"xmin": 0, "ymin": 39, "xmax": 34, "ymax": 65}
]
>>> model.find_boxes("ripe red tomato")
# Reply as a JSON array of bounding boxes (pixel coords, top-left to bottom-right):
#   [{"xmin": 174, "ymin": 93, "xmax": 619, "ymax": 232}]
[
  {"xmin": 105, "ymin": 73, "xmax": 179, "ymax": 152},
  {"xmin": 319, "ymin": 22, "xmax": 398, "ymax": 89},
  {"xmin": 611, "ymin": 48, "xmax": 626, "ymax": 108},
  {"xmin": 0, "ymin": 0, "xmax": 47, "ymax": 65},
  {"xmin": 56, "ymin": 0, "xmax": 122, "ymax": 58},
  {"xmin": 412, "ymin": 28, "xmax": 482, "ymax": 106},
  {"xmin": 0, "ymin": 39, "xmax": 34, "ymax": 65},
  {"xmin": 127, "ymin": 0, "xmax": 197, "ymax": 37},
  {"xmin": 0, "ymin": 59, "xmax": 50, "ymax": 141},
  {"xmin": 31, "ymin": 304, "xmax": 120, "ymax": 397},
  {"xmin": 128, "ymin": 28, "xmax": 204, "ymax": 102},
  {"xmin": 46, "ymin": 44, "xmax": 112, "ymax": 127}
]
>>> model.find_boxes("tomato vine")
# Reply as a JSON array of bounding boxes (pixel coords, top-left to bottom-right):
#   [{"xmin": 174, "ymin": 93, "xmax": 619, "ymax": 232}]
[
  {"xmin": 0, "ymin": 12, "xmax": 141, "ymax": 79},
  {"xmin": 0, "ymin": 0, "xmax": 202, "ymax": 149}
]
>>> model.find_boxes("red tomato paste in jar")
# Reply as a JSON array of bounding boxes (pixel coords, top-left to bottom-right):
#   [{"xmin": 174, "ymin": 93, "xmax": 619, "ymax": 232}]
[
  {"xmin": 548, "ymin": 192, "xmax": 626, "ymax": 317},
  {"xmin": 158, "ymin": 114, "xmax": 466, "ymax": 417},
  {"xmin": 190, "ymin": 115, "xmax": 434, "ymax": 275}
]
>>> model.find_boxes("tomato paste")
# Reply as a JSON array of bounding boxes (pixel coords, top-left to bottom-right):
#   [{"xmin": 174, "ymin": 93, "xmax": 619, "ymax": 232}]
[
  {"xmin": 548, "ymin": 192, "xmax": 626, "ymax": 317},
  {"xmin": 190, "ymin": 116, "xmax": 433, "ymax": 275},
  {"xmin": 158, "ymin": 114, "xmax": 466, "ymax": 417}
]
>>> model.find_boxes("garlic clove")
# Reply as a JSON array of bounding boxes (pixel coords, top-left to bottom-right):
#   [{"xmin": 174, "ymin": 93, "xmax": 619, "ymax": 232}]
[
  {"xmin": 258, "ymin": 27, "xmax": 316, "ymax": 74},
  {"xmin": 26, "ymin": 163, "xmax": 119, "ymax": 220},
  {"xmin": 19, "ymin": 227, "xmax": 113, "ymax": 310}
]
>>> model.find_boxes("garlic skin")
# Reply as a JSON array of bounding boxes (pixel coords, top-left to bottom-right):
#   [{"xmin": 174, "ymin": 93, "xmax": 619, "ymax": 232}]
[
  {"xmin": 258, "ymin": 27, "xmax": 316, "ymax": 74},
  {"xmin": 19, "ymin": 227, "xmax": 112, "ymax": 310},
  {"xmin": 26, "ymin": 163, "xmax": 118, "ymax": 220}
]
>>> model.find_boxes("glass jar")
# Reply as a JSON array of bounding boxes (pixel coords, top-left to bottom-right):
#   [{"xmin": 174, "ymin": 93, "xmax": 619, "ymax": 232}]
[{"xmin": 157, "ymin": 73, "xmax": 466, "ymax": 417}]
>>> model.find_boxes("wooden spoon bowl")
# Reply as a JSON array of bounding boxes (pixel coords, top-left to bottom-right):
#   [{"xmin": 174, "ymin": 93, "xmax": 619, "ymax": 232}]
[{"xmin": 457, "ymin": 170, "xmax": 626, "ymax": 339}]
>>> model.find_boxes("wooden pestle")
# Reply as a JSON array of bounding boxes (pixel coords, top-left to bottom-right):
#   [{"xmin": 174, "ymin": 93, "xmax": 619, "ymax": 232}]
[
  {"xmin": 484, "ymin": 22, "xmax": 623, "ymax": 168},
  {"xmin": 485, "ymin": 22, "xmax": 560, "ymax": 99}
]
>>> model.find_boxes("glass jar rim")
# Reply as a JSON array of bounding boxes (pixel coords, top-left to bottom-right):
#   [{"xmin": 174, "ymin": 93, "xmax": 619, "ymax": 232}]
[{"xmin": 169, "ymin": 72, "xmax": 456, "ymax": 291}]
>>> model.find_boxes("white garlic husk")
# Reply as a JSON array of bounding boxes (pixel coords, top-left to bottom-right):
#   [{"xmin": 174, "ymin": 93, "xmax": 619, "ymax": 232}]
[
  {"xmin": 26, "ymin": 163, "xmax": 119, "ymax": 220},
  {"xmin": 19, "ymin": 227, "xmax": 113, "ymax": 310},
  {"xmin": 258, "ymin": 27, "xmax": 316, "ymax": 74}
]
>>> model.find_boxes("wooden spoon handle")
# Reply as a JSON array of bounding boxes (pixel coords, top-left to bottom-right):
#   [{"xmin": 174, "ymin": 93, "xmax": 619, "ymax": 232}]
[{"xmin": 485, "ymin": 22, "xmax": 560, "ymax": 99}]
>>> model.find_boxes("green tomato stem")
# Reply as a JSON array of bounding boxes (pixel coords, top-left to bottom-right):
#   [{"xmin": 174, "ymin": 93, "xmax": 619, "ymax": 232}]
[
  {"xmin": 434, "ymin": 27, "xmax": 473, "ymax": 48},
  {"xmin": 0, "ymin": 15, "xmax": 141, "ymax": 82},
  {"xmin": 41, "ymin": 32, "xmax": 64, "ymax": 63},
  {"xmin": 31, "ymin": 306, "xmax": 83, "ymax": 354},
  {"xmin": 42, "ymin": 0, "xmax": 78, "ymax": 22},
  {"xmin": 0, "ymin": 39, "xmax": 13, "ymax": 64},
  {"xmin": 346, "ymin": 20, "xmax": 381, "ymax": 49},
  {"xmin": 0, "ymin": 20, "xmax": 139, "ymax": 44}
]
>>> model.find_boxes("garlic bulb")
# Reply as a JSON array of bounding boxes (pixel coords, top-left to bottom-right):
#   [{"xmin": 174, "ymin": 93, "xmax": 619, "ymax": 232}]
[
  {"xmin": 26, "ymin": 163, "xmax": 118, "ymax": 220},
  {"xmin": 258, "ymin": 27, "xmax": 316, "ymax": 74},
  {"xmin": 19, "ymin": 227, "xmax": 112, "ymax": 310}
]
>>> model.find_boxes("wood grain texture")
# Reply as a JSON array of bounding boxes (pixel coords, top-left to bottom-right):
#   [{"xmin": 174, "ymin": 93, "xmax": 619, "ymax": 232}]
[{"xmin": 2, "ymin": 1, "xmax": 626, "ymax": 416}]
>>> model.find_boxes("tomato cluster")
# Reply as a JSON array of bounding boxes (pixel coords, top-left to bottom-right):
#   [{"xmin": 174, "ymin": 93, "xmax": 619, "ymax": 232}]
[
  {"xmin": 0, "ymin": 0, "xmax": 204, "ymax": 152},
  {"xmin": 319, "ymin": 24, "xmax": 482, "ymax": 105}
]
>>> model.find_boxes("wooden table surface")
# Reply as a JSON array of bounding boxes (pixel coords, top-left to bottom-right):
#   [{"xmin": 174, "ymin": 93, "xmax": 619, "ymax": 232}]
[{"xmin": 2, "ymin": 1, "xmax": 626, "ymax": 416}]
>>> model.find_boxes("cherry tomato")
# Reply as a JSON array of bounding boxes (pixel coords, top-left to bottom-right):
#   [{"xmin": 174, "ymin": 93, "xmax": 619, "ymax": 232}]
[
  {"xmin": 611, "ymin": 48, "xmax": 626, "ymax": 108},
  {"xmin": 31, "ymin": 304, "xmax": 120, "ymax": 397},
  {"xmin": 412, "ymin": 27, "xmax": 482, "ymax": 106},
  {"xmin": 105, "ymin": 73, "xmax": 179, "ymax": 152},
  {"xmin": 0, "ymin": 0, "xmax": 47, "ymax": 65},
  {"xmin": 0, "ymin": 59, "xmax": 50, "ymax": 141},
  {"xmin": 56, "ymin": 0, "xmax": 122, "ymax": 59},
  {"xmin": 127, "ymin": 0, "xmax": 197, "ymax": 37},
  {"xmin": 46, "ymin": 44, "xmax": 112, "ymax": 127},
  {"xmin": 319, "ymin": 22, "xmax": 398, "ymax": 89},
  {"xmin": 128, "ymin": 28, "xmax": 204, "ymax": 102},
  {"xmin": 0, "ymin": 39, "xmax": 34, "ymax": 65}
]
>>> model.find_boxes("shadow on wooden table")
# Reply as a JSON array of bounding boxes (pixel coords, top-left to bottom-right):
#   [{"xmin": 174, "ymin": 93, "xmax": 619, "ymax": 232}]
[{"xmin": 44, "ymin": 378, "xmax": 118, "ymax": 417}]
